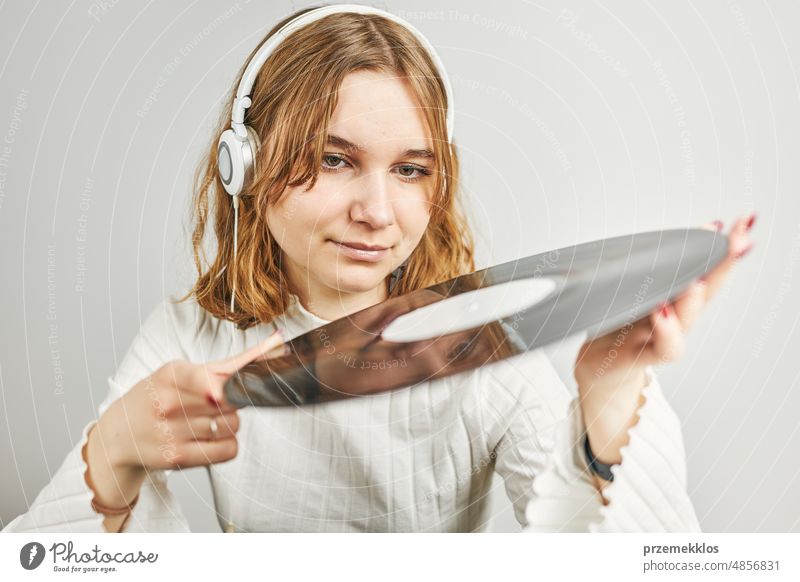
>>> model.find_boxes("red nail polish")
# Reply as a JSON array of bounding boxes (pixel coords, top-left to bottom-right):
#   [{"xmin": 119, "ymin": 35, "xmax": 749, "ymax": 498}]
[
  {"xmin": 746, "ymin": 214, "xmax": 757, "ymax": 231},
  {"xmin": 660, "ymin": 303, "xmax": 670, "ymax": 318},
  {"xmin": 712, "ymin": 220, "xmax": 724, "ymax": 231},
  {"xmin": 207, "ymin": 393, "xmax": 221, "ymax": 406}
]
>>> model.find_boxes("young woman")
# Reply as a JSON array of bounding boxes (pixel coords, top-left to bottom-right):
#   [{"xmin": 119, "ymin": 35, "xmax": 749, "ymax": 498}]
[{"xmin": 4, "ymin": 5, "xmax": 754, "ymax": 533}]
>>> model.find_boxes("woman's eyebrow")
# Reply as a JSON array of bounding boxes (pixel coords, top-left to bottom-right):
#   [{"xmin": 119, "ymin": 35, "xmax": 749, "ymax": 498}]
[{"xmin": 326, "ymin": 134, "xmax": 434, "ymax": 160}]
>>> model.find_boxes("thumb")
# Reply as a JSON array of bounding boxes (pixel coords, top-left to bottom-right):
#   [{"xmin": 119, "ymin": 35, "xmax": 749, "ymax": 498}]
[{"xmin": 206, "ymin": 329, "xmax": 286, "ymax": 379}]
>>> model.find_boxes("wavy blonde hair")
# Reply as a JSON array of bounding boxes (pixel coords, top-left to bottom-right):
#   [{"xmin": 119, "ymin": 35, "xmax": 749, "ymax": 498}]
[{"xmin": 178, "ymin": 6, "xmax": 475, "ymax": 329}]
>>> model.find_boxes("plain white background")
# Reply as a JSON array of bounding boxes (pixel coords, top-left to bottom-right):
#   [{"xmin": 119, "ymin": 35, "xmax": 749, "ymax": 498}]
[{"xmin": 1, "ymin": 0, "xmax": 798, "ymax": 532}]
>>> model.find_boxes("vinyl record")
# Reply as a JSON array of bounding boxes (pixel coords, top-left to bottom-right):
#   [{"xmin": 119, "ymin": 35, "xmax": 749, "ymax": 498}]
[{"xmin": 224, "ymin": 228, "xmax": 728, "ymax": 407}]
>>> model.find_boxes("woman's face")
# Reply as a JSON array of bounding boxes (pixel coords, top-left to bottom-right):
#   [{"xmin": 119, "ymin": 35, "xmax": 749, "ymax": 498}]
[{"xmin": 266, "ymin": 70, "xmax": 436, "ymax": 309}]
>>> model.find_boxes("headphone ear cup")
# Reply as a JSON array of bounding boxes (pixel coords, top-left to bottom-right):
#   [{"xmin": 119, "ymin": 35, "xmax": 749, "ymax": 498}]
[
  {"xmin": 239, "ymin": 125, "xmax": 260, "ymax": 192},
  {"xmin": 245, "ymin": 125, "xmax": 261, "ymax": 167},
  {"xmin": 217, "ymin": 126, "xmax": 259, "ymax": 197},
  {"xmin": 218, "ymin": 129, "xmax": 245, "ymax": 197}
]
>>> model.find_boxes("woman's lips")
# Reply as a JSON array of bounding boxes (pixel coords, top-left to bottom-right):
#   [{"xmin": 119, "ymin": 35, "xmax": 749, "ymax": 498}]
[{"xmin": 330, "ymin": 240, "xmax": 390, "ymax": 262}]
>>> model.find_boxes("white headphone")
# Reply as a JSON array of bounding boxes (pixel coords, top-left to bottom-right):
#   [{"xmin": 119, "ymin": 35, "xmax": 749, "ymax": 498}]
[{"xmin": 217, "ymin": 3, "xmax": 456, "ymax": 313}]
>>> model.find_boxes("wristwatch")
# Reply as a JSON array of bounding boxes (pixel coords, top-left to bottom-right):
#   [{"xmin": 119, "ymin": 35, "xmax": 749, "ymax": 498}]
[{"xmin": 582, "ymin": 433, "xmax": 615, "ymax": 482}]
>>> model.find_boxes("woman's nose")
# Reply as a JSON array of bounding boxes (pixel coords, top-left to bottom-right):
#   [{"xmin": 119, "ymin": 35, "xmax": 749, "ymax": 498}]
[{"xmin": 349, "ymin": 171, "xmax": 396, "ymax": 229}]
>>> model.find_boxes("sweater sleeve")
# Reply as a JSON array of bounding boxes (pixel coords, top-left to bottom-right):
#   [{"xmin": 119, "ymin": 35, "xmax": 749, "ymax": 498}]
[
  {"xmin": 521, "ymin": 365, "xmax": 702, "ymax": 532},
  {"xmin": 2, "ymin": 300, "xmax": 191, "ymax": 533},
  {"xmin": 489, "ymin": 349, "xmax": 577, "ymax": 528}
]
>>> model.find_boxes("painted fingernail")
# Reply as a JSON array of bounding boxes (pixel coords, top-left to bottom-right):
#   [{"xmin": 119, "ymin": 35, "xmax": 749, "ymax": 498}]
[
  {"xmin": 746, "ymin": 213, "xmax": 757, "ymax": 231},
  {"xmin": 735, "ymin": 243, "xmax": 754, "ymax": 259},
  {"xmin": 207, "ymin": 393, "xmax": 221, "ymax": 406},
  {"xmin": 712, "ymin": 220, "xmax": 724, "ymax": 231},
  {"xmin": 660, "ymin": 303, "xmax": 670, "ymax": 318}
]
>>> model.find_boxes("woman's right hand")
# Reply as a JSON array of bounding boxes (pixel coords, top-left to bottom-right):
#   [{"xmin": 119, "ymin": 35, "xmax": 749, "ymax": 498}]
[{"xmin": 84, "ymin": 329, "xmax": 285, "ymax": 529}]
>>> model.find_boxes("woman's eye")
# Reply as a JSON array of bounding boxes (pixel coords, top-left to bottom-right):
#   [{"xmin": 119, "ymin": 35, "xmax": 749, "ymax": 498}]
[
  {"xmin": 321, "ymin": 154, "xmax": 348, "ymax": 170},
  {"xmin": 395, "ymin": 165, "xmax": 431, "ymax": 182}
]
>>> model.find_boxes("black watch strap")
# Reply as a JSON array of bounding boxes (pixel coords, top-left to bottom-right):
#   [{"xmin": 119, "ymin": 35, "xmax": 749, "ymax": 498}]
[{"xmin": 582, "ymin": 433, "xmax": 615, "ymax": 482}]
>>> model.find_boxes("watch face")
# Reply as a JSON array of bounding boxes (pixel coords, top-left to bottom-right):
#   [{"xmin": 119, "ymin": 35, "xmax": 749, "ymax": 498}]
[{"xmin": 224, "ymin": 228, "xmax": 728, "ymax": 407}]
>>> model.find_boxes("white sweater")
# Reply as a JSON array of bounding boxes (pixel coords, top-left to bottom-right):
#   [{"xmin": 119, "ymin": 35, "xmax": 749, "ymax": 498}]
[{"xmin": 2, "ymin": 294, "xmax": 701, "ymax": 533}]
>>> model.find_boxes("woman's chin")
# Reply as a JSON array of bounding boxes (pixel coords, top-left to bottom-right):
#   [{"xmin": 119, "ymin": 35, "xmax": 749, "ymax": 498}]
[{"xmin": 327, "ymin": 267, "xmax": 391, "ymax": 294}]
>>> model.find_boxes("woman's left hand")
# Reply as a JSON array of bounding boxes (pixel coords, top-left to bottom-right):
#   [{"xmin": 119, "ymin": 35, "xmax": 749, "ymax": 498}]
[{"xmin": 573, "ymin": 213, "xmax": 756, "ymax": 480}]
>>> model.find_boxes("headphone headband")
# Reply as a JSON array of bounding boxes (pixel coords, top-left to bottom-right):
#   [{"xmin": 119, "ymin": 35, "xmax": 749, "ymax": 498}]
[{"xmin": 229, "ymin": 3, "xmax": 455, "ymax": 142}]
